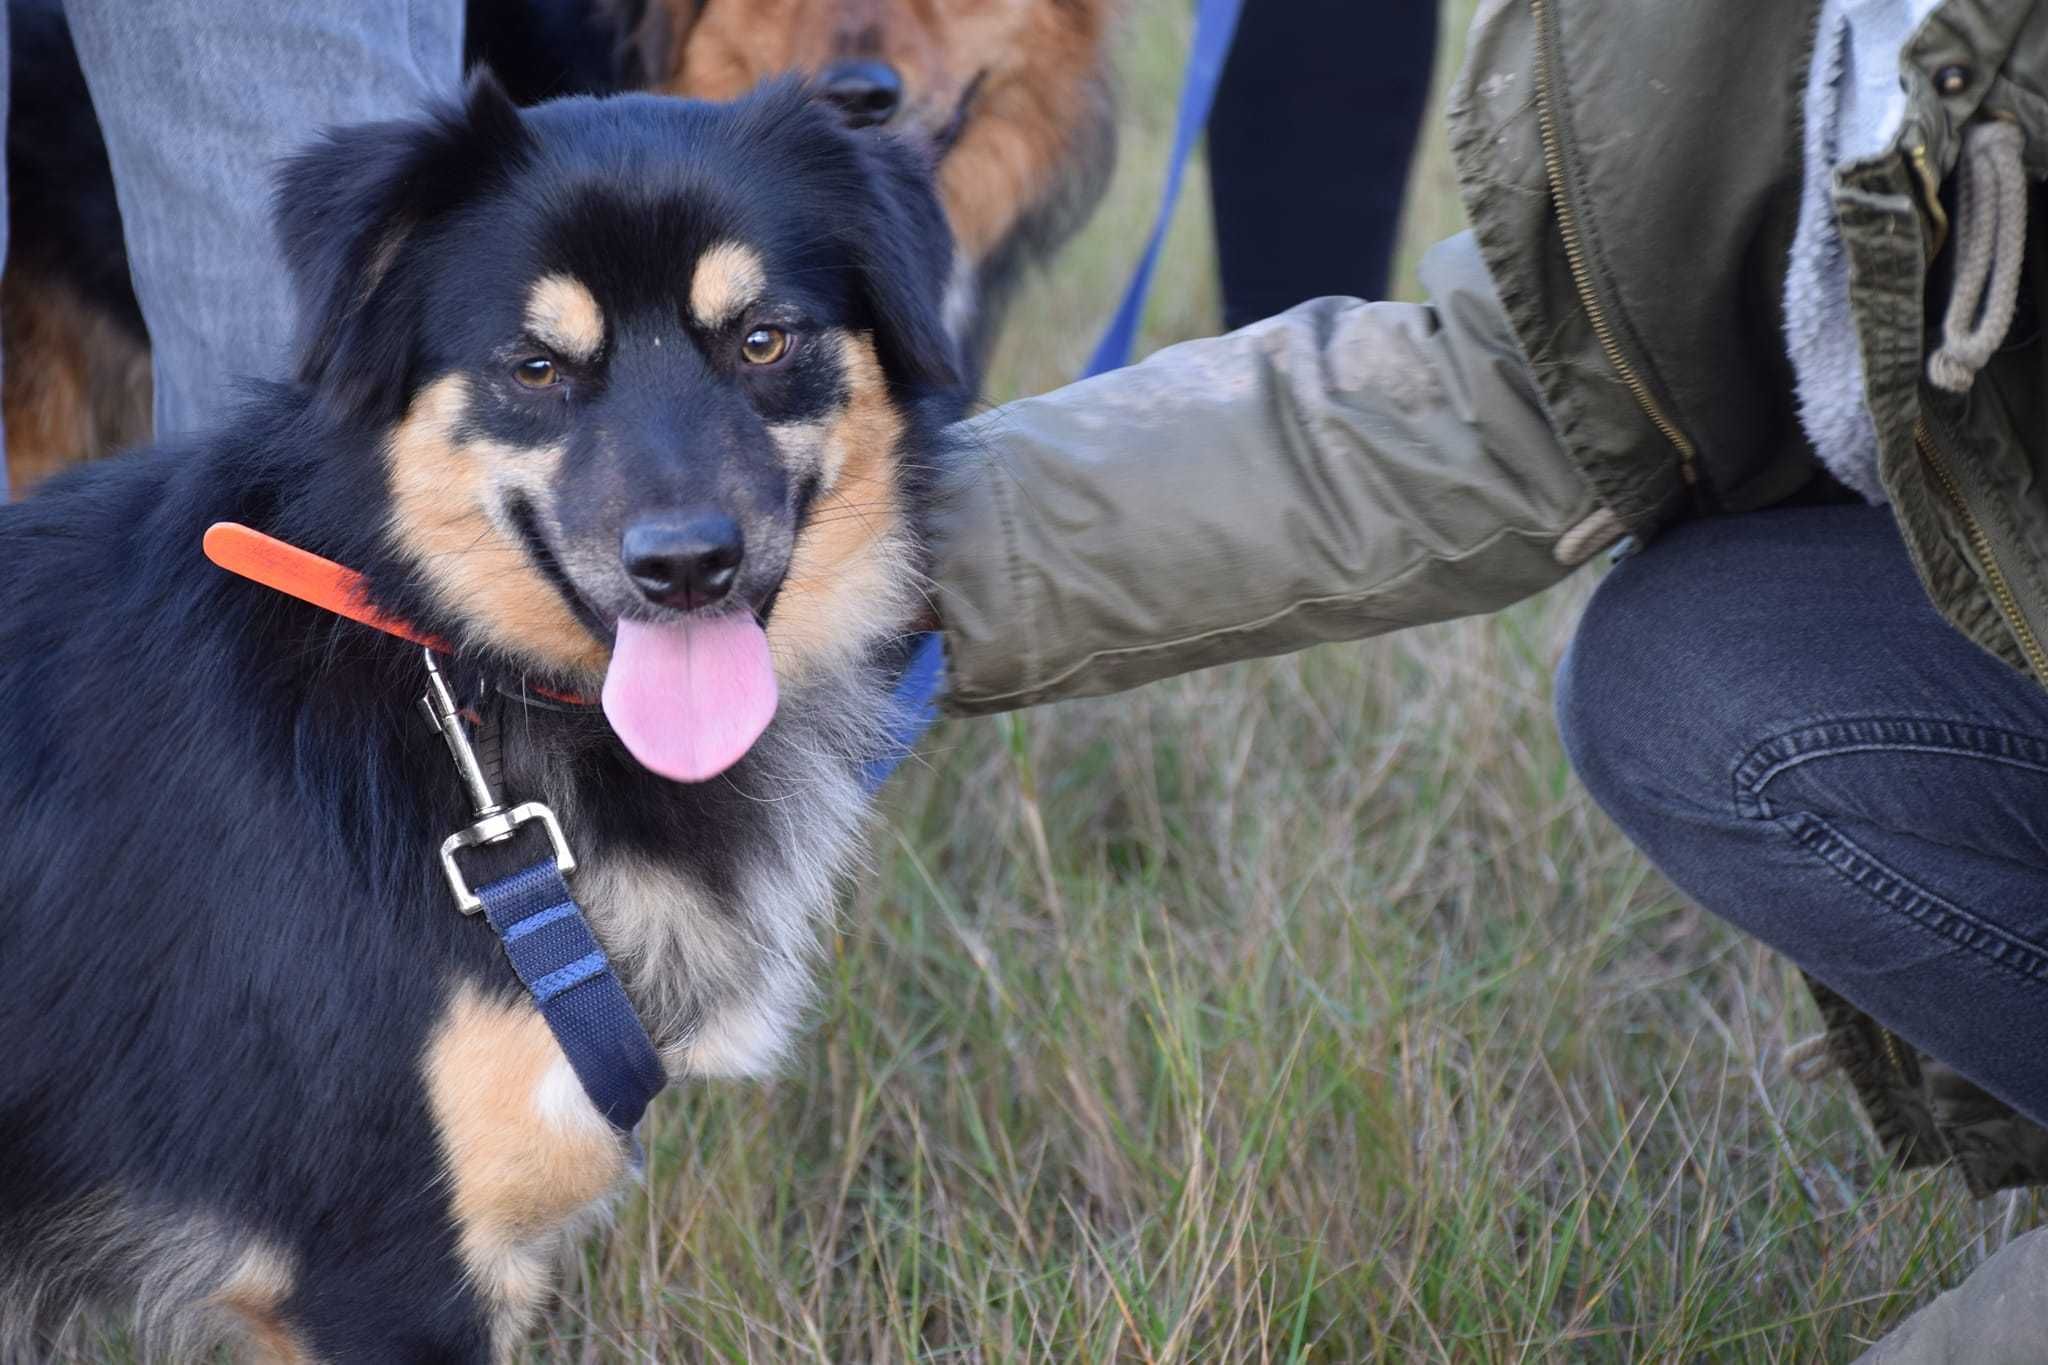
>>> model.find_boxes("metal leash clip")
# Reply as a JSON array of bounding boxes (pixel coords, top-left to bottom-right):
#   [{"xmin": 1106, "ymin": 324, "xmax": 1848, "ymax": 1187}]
[{"xmin": 420, "ymin": 648, "xmax": 575, "ymax": 913}]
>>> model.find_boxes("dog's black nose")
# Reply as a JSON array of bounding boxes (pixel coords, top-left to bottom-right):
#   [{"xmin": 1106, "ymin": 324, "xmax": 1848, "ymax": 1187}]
[
  {"xmin": 621, "ymin": 515, "xmax": 744, "ymax": 612},
  {"xmin": 819, "ymin": 59, "xmax": 904, "ymax": 128}
]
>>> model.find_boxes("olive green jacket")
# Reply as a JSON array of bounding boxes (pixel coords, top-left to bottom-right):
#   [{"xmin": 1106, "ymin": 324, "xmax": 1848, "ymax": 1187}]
[
  {"xmin": 933, "ymin": 0, "xmax": 2048, "ymax": 712},
  {"xmin": 927, "ymin": 1, "xmax": 2048, "ymax": 1198}
]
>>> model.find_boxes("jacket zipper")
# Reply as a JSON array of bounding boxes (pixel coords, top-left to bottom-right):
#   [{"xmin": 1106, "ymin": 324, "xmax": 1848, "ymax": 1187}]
[
  {"xmin": 1529, "ymin": 0, "xmax": 1700, "ymax": 489},
  {"xmin": 1916, "ymin": 418, "xmax": 2048, "ymax": 680},
  {"xmin": 1907, "ymin": 144, "xmax": 1950, "ymax": 261}
]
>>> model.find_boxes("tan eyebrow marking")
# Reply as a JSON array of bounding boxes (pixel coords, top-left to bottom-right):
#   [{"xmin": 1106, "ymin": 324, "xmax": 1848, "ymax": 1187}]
[
  {"xmin": 689, "ymin": 242, "xmax": 768, "ymax": 329},
  {"xmin": 522, "ymin": 274, "xmax": 605, "ymax": 362}
]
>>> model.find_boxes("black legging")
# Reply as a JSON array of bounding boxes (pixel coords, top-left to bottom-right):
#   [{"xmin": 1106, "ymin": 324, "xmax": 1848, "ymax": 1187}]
[{"xmin": 1207, "ymin": 1, "xmax": 1439, "ymax": 328}]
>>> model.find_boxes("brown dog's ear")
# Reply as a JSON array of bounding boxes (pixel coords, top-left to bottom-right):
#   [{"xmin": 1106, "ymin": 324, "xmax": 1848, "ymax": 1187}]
[{"xmin": 272, "ymin": 72, "xmax": 530, "ymax": 423}]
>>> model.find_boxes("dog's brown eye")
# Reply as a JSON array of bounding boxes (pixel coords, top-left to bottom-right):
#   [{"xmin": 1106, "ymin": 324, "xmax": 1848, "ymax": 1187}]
[
  {"xmin": 513, "ymin": 357, "xmax": 560, "ymax": 389},
  {"xmin": 740, "ymin": 327, "xmax": 790, "ymax": 366}
]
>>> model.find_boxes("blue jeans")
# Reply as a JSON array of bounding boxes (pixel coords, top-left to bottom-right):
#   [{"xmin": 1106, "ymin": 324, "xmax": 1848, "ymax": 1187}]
[
  {"xmin": 0, "ymin": 0, "xmax": 461, "ymax": 482},
  {"xmin": 1558, "ymin": 504, "xmax": 2048, "ymax": 1125}
]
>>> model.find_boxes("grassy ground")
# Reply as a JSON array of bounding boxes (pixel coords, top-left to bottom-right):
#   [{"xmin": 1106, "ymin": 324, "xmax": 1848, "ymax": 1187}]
[
  {"xmin": 517, "ymin": 2, "xmax": 2048, "ymax": 1361},
  {"xmin": 34, "ymin": 5, "xmax": 2044, "ymax": 1361}
]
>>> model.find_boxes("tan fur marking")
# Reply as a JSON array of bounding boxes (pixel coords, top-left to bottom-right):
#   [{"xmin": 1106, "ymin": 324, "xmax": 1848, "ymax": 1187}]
[
  {"xmin": 384, "ymin": 375, "xmax": 608, "ymax": 678},
  {"xmin": 688, "ymin": 242, "xmax": 768, "ymax": 329},
  {"xmin": 425, "ymin": 986, "xmax": 628, "ymax": 1351},
  {"xmin": 768, "ymin": 333, "xmax": 915, "ymax": 679},
  {"xmin": 523, "ymin": 274, "xmax": 605, "ymax": 362},
  {"xmin": 213, "ymin": 1241, "xmax": 313, "ymax": 1364}
]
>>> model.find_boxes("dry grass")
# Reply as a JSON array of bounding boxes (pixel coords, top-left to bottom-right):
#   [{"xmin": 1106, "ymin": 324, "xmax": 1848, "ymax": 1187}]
[
  {"xmin": 60, "ymin": 2, "xmax": 2044, "ymax": 1360},
  {"xmin": 526, "ymin": 2, "xmax": 2046, "ymax": 1360}
]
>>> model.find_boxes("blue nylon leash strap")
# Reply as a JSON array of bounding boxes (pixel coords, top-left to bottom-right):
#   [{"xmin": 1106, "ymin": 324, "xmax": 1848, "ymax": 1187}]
[
  {"xmin": 866, "ymin": 0, "xmax": 1245, "ymax": 792},
  {"xmin": 420, "ymin": 652, "xmax": 666, "ymax": 1133},
  {"xmin": 472, "ymin": 856, "xmax": 667, "ymax": 1131}
]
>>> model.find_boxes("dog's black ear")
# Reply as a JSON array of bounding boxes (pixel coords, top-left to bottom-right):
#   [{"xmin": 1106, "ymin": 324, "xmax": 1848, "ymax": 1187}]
[
  {"xmin": 273, "ymin": 72, "xmax": 530, "ymax": 421},
  {"xmin": 841, "ymin": 130, "xmax": 962, "ymax": 397}
]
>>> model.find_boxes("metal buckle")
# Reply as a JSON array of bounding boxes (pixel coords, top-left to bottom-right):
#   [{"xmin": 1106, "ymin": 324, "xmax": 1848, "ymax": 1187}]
[
  {"xmin": 420, "ymin": 648, "xmax": 577, "ymax": 914},
  {"xmin": 439, "ymin": 802, "xmax": 576, "ymax": 915}
]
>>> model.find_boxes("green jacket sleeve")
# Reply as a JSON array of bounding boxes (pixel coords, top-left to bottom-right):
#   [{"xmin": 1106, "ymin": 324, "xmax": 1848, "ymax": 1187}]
[{"xmin": 930, "ymin": 232, "xmax": 1620, "ymax": 716}]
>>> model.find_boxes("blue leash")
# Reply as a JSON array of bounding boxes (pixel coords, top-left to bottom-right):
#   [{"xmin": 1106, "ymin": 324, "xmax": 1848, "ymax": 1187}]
[
  {"xmin": 863, "ymin": 0, "xmax": 1245, "ymax": 792},
  {"xmin": 1083, "ymin": 0, "xmax": 1246, "ymax": 377},
  {"xmin": 423, "ymin": 651, "xmax": 667, "ymax": 1132},
  {"xmin": 472, "ymin": 857, "xmax": 667, "ymax": 1129}
]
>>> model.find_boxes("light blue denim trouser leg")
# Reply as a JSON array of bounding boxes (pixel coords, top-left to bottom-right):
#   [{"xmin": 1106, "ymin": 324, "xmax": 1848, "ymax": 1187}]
[{"xmin": 61, "ymin": 0, "xmax": 464, "ymax": 439}]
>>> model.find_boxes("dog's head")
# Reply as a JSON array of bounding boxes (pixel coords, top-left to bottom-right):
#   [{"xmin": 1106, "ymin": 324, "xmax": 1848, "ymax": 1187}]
[
  {"xmin": 277, "ymin": 76, "xmax": 958, "ymax": 781},
  {"xmin": 641, "ymin": 0, "xmax": 1115, "ymax": 276}
]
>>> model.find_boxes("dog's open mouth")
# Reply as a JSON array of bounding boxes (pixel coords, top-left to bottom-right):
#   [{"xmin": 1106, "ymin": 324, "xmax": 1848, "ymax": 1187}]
[{"xmin": 508, "ymin": 496, "xmax": 780, "ymax": 783}]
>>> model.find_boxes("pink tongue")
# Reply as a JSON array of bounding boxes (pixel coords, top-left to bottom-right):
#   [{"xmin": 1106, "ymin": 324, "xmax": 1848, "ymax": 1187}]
[{"xmin": 602, "ymin": 615, "xmax": 778, "ymax": 782}]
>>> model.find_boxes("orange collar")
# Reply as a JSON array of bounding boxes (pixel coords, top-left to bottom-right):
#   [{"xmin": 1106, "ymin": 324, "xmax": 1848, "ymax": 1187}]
[
  {"xmin": 204, "ymin": 521, "xmax": 449, "ymax": 651},
  {"xmin": 203, "ymin": 522, "xmax": 593, "ymax": 706}
]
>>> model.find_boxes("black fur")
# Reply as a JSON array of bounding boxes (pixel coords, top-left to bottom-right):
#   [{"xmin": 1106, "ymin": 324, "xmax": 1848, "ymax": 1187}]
[
  {"xmin": 0, "ymin": 78, "xmax": 960, "ymax": 1361},
  {"xmin": 465, "ymin": 0, "xmax": 629, "ymax": 102},
  {"xmin": 274, "ymin": 75, "xmax": 534, "ymax": 428}
]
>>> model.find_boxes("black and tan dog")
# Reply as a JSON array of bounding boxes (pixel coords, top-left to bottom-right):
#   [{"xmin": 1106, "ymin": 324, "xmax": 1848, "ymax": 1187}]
[{"xmin": 0, "ymin": 75, "xmax": 959, "ymax": 1361}]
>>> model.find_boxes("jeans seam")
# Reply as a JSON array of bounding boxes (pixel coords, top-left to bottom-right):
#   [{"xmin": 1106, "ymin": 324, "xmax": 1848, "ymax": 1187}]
[
  {"xmin": 1776, "ymin": 811, "xmax": 2048, "ymax": 985},
  {"xmin": 407, "ymin": 0, "xmax": 432, "ymax": 91},
  {"xmin": 1733, "ymin": 716, "xmax": 2048, "ymax": 819},
  {"xmin": 1732, "ymin": 717, "xmax": 2048, "ymax": 984}
]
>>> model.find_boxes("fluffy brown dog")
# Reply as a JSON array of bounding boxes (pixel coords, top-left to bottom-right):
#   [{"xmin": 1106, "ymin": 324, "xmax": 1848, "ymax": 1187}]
[{"xmin": 0, "ymin": 0, "xmax": 1117, "ymax": 495}]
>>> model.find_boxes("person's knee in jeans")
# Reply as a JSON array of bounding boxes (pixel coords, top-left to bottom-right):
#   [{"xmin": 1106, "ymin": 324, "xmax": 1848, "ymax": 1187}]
[
  {"xmin": 1553, "ymin": 512, "xmax": 1925, "ymax": 958},
  {"xmin": 1553, "ymin": 530, "xmax": 1733, "ymax": 872},
  {"xmin": 1554, "ymin": 508, "xmax": 2048, "ymax": 1124},
  {"xmin": 1553, "ymin": 512, "xmax": 1900, "ymax": 969}
]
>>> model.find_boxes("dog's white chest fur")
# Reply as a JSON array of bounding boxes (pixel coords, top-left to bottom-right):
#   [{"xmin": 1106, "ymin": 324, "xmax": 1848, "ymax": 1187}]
[{"xmin": 568, "ymin": 709, "xmax": 875, "ymax": 1081}]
